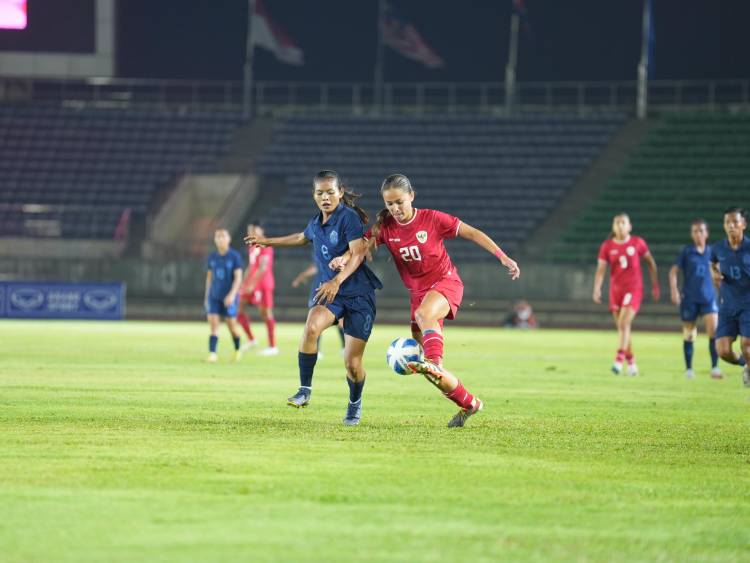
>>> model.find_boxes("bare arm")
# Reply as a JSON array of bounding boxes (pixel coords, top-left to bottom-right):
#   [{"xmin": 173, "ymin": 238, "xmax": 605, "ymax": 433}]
[
  {"xmin": 457, "ymin": 222, "xmax": 520, "ymax": 280},
  {"xmin": 225, "ymin": 268, "xmax": 243, "ymax": 306},
  {"xmin": 244, "ymin": 255, "xmax": 269, "ymax": 292},
  {"xmin": 204, "ymin": 271, "xmax": 212, "ymax": 304},
  {"xmin": 314, "ymin": 238, "xmax": 368, "ymax": 305},
  {"xmin": 643, "ymin": 252, "xmax": 660, "ymax": 301},
  {"xmin": 292, "ymin": 263, "xmax": 318, "ymax": 288},
  {"xmin": 329, "ymin": 237, "xmax": 377, "ymax": 271},
  {"xmin": 711, "ymin": 261, "xmax": 723, "ymax": 288},
  {"xmin": 593, "ymin": 260, "xmax": 607, "ymax": 304},
  {"xmin": 244, "ymin": 231, "xmax": 308, "ymax": 248},
  {"xmin": 668, "ymin": 265, "xmax": 681, "ymax": 305}
]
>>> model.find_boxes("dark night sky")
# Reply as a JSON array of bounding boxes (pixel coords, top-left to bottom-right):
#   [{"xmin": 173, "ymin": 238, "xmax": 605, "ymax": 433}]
[{"xmin": 114, "ymin": 0, "xmax": 746, "ymax": 83}]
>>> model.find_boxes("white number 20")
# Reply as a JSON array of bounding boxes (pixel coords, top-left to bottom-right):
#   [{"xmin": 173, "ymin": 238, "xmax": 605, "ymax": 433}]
[
  {"xmin": 399, "ymin": 245, "xmax": 422, "ymax": 262},
  {"xmin": 618, "ymin": 255, "xmax": 628, "ymax": 269}
]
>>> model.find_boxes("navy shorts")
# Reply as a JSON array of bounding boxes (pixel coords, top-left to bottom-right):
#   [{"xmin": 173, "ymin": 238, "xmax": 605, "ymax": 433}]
[
  {"xmin": 716, "ymin": 305, "xmax": 750, "ymax": 339},
  {"xmin": 319, "ymin": 291, "xmax": 376, "ymax": 342},
  {"xmin": 680, "ymin": 298, "xmax": 718, "ymax": 322},
  {"xmin": 206, "ymin": 295, "xmax": 238, "ymax": 318}
]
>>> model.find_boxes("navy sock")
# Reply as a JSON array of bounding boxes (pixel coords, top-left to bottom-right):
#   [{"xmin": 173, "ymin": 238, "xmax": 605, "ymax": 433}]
[
  {"xmin": 232, "ymin": 336, "xmax": 240, "ymax": 351},
  {"xmin": 298, "ymin": 352, "xmax": 317, "ymax": 388},
  {"xmin": 709, "ymin": 338, "xmax": 719, "ymax": 368},
  {"xmin": 347, "ymin": 377, "xmax": 365, "ymax": 403},
  {"xmin": 683, "ymin": 341, "xmax": 694, "ymax": 370},
  {"xmin": 338, "ymin": 326, "xmax": 346, "ymax": 346},
  {"xmin": 209, "ymin": 335, "xmax": 218, "ymax": 353},
  {"xmin": 740, "ymin": 354, "xmax": 747, "ymax": 367}
]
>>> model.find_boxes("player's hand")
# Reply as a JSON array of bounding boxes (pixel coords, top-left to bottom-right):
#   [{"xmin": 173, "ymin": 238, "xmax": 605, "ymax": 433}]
[
  {"xmin": 652, "ymin": 284, "xmax": 661, "ymax": 302},
  {"xmin": 329, "ymin": 255, "xmax": 348, "ymax": 271},
  {"xmin": 224, "ymin": 293, "xmax": 236, "ymax": 307},
  {"xmin": 244, "ymin": 234, "xmax": 268, "ymax": 247},
  {"xmin": 711, "ymin": 268, "xmax": 723, "ymax": 285},
  {"xmin": 670, "ymin": 289, "xmax": 681, "ymax": 306},
  {"xmin": 313, "ymin": 278, "xmax": 341, "ymax": 306},
  {"xmin": 502, "ymin": 258, "xmax": 520, "ymax": 280},
  {"xmin": 291, "ymin": 275, "xmax": 305, "ymax": 288},
  {"xmin": 592, "ymin": 287, "xmax": 602, "ymax": 304}
]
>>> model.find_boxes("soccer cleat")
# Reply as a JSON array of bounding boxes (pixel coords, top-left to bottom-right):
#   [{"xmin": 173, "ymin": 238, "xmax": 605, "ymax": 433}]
[
  {"xmin": 287, "ymin": 388, "xmax": 311, "ymax": 408},
  {"xmin": 684, "ymin": 368, "xmax": 695, "ymax": 379},
  {"xmin": 611, "ymin": 362, "xmax": 623, "ymax": 375},
  {"xmin": 407, "ymin": 358, "xmax": 445, "ymax": 385},
  {"xmin": 206, "ymin": 352, "xmax": 218, "ymax": 363},
  {"xmin": 342, "ymin": 399, "xmax": 362, "ymax": 426},
  {"xmin": 743, "ymin": 367, "xmax": 750, "ymax": 388},
  {"xmin": 234, "ymin": 349, "xmax": 243, "ymax": 363},
  {"xmin": 447, "ymin": 398, "xmax": 483, "ymax": 428},
  {"xmin": 258, "ymin": 347, "xmax": 280, "ymax": 356},
  {"xmin": 710, "ymin": 367, "xmax": 723, "ymax": 379},
  {"xmin": 627, "ymin": 363, "xmax": 639, "ymax": 376},
  {"xmin": 240, "ymin": 340, "xmax": 257, "ymax": 352}
]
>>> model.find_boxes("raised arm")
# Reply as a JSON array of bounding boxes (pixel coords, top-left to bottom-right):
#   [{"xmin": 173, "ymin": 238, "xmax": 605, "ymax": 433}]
[
  {"xmin": 593, "ymin": 260, "xmax": 607, "ymax": 304},
  {"xmin": 668, "ymin": 265, "xmax": 681, "ymax": 305},
  {"xmin": 457, "ymin": 222, "xmax": 520, "ymax": 280},
  {"xmin": 314, "ymin": 238, "xmax": 369, "ymax": 305},
  {"xmin": 244, "ymin": 231, "xmax": 309, "ymax": 248},
  {"xmin": 643, "ymin": 252, "xmax": 660, "ymax": 301},
  {"xmin": 292, "ymin": 263, "xmax": 318, "ymax": 288}
]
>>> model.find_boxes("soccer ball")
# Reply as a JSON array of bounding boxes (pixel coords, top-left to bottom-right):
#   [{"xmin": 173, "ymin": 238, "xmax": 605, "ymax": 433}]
[{"xmin": 386, "ymin": 337, "xmax": 424, "ymax": 375}]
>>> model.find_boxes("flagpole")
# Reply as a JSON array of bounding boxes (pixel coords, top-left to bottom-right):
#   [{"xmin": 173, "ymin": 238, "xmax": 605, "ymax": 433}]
[
  {"xmin": 504, "ymin": 9, "xmax": 519, "ymax": 113},
  {"xmin": 636, "ymin": 0, "xmax": 651, "ymax": 119},
  {"xmin": 374, "ymin": 0, "xmax": 385, "ymax": 112},
  {"xmin": 243, "ymin": 0, "xmax": 257, "ymax": 119}
]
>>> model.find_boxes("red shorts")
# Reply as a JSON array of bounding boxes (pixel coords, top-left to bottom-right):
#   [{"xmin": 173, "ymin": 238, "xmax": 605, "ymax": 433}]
[
  {"xmin": 241, "ymin": 287, "xmax": 274, "ymax": 308},
  {"xmin": 609, "ymin": 285, "xmax": 642, "ymax": 313},
  {"xmin": 410, "ymin": 274, "xmax": 464, "ymax": 324}
]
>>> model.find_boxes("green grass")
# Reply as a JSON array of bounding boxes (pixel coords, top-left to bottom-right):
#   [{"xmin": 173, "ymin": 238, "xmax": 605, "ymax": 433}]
[{"xmin": 1, "ymin": 320, "xmax": 749, "ymax": 562}]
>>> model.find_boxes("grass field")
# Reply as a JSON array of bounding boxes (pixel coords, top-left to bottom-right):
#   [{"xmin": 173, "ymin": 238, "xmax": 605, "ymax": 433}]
[{"xmin": 1, "ymin": 319, "xmax": 749, "ymax": 562}]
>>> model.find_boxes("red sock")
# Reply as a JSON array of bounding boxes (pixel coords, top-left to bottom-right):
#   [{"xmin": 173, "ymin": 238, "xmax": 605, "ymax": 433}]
[
  {"xmin": 615, "ymin": 349, "xmax": 626, "ymax": 363},
  {"xmin": 445, "ymin": 381, "xmax": 475, "ymax": 410},
  {"xmin": 422, "ymin": 329, "xmax": 444, "ymax": 364},
  {"xmin": 625, "ymin": 351, "xmax": 635, "ymax": 365},
  {"xmin": 237, "ymin": 312, "xmax": 254, "ymax": 340},
  {"xmin": 265, "ymin": 317, "xmax": 276, "ymax": 347}
]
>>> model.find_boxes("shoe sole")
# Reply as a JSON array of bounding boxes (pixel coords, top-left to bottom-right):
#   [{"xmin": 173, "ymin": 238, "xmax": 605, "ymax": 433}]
[
  {"xmin": 408, "ymin": 361, "xmax": 444, "ymax": 384},
  {"xmin": 287, "ymin": 400, "xmax": 309, "ymax": 409},
  {"xmin": 342, "ymin": 419, "xmax": 360, "ymax": 426}
]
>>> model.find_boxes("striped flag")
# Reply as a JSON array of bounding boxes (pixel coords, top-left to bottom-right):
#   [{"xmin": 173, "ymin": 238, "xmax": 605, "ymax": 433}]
[
  {"xmin": 381, "ymin": 1, "xmax": 443, "ymax": 69},
  {"xmin": 252, "ymin": 0, "xmax": 304, "ymax": 66}
]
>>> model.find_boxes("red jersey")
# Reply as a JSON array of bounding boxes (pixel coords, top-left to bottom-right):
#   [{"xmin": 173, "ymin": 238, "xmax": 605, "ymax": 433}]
[
  {"xmin": 369, "ymin": 208, "xmax": 462, "ymax": 292},
  {"xmin": 242, "ymin": 246, "xmax": 275, "ymax": 292},
  {"xmin": 597, "ymin": 235, "xmax": 649, "ymax": 290}
]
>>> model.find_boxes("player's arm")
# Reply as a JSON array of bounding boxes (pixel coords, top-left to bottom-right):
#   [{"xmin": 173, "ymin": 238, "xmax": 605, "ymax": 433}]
[
  {"xmin": 643, "ymin": 252, "xmax": 660, "ymax": 301},
  {"xmin": 593, "ymin": 260, "xmax": 607, "ymax": 304},
  {"xmin": 225, "ymin": 267, "xmax": 243, "ymax": 306},
  {"xmin": 314, "ymin": 238, "xmax": 368, "ymax": 305},
  {"xmin": 457, "ymin": 222, "xmax": 520, "ymax": 280},
  {"xmin": 668, "ymin": 265, "xmax": 681, "ymax": 306},
  {"xmin": 710, "ymin": 261, "xmax": 723, "ymax": 287},
  {"xmin": 204, "ymin": 271, "xmax": 212, "ymax": 306},
  {"xmin": 245, "ymin": 255, "xmax": 269, "ymax": 292},
  {"xmin": 244, "ymin": 231, "xmax": 308, "ymax": 248},
  {"xmin": 292, "ymin": 263, "xmax": 318, "ymax": 288},
  {"xmin": 329, "ymin": 237, "xmax": 376, "ymax": 271}
]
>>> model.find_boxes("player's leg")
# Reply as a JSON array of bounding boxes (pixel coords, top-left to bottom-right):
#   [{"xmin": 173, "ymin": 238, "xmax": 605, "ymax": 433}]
[
  {"xmin": 206, "ymin": 313, "xmax": 220, "ymax": 362},
  {"xmin": 337, "ymin": 318, "xmax": 345, "ymax": 353},
  {"xmin": 342, "ymin": 335, "xmax": 367, "ymax": 425},
  {"xmin": 740, "ymin": 310, "xmax": 750, "ymax": 387},
  {"xmin": 288, "ymin": 305, "xmax": 337, "ymax": 408},
  {"xmin": 257, "ymin": 301, "xmax": 278, "ymax": 355},
  {"xmin": 224, "ymin": 299, "xmax": 243, "ymax": 361},
  {"xmin": 236, "ymin": 297, "xmax": 255, "ymax": 348},
  {"xmin": 715, "ymin": 310, "xmax": 745, "ymax": 367},
  {"xmin": 681, "ymin": 321, "xmax": 697, "ymax": 379},
  {"xmin": 413, "ymin": 290, "xmax": 452, "ymax": 365},
  {"xmin": 620, "ymin": 307, "xmax": 639, "ymax": 375},
  {"xmin": 611, "ymin": 309, "xmax": 625, "ymax": 374},
  {"xmin": 704, "ymin": 312, "xmax": 721, "ymax": 378}
]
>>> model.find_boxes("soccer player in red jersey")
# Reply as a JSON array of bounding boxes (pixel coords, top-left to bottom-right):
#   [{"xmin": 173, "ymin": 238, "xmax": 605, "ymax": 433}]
[
  {"xmin": 237, "ymin": 223, "xmax": 278, "ymax": 356},
  {"xmin": 593, "ymin": 213, "xmax": 660, "ymax": 375},
  {"xmin": 334, "ymin": 173, "xmax": 520, "ymax": 427}
]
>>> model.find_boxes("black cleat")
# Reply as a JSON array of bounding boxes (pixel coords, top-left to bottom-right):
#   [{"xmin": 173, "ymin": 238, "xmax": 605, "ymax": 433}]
[
  {"xmin": 447, "ymin": 398, "xmax": 483, "ymax": 428},
  {"xmin": 287, "ymin": 388, "xmax": 311, "ymax": 408}
]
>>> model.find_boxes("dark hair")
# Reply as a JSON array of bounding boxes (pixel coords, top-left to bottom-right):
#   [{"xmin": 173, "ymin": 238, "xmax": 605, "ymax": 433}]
[
  {"xmin": 372, "ymin": 173, "xmax": 415, "ymax": 239},
  {"xmin": 313, "ymin": 170, "xmax": 368, "ymax": 224},
  {"xmin": 723, "ymin": 206, "xmax": 748, "ymax": 221},
  {"xmin": 690, "ymin": 218, "xmax": 707, "ymax": 228}
]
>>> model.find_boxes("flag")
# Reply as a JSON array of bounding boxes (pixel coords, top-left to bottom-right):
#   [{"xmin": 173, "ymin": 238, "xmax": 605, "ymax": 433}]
[
  {"xmin": 251, "ymin": 0, "xmax": 304, "ymax": 66},
  {"xmin": 381, "ymin": 1, "xmax": 443, "ymax": 69}
]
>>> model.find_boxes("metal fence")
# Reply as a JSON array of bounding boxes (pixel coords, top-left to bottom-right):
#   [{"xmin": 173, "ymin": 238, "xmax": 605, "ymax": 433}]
[{"xmin": 1, "ymin": 75, "xmax": 748, "ymax": 115}]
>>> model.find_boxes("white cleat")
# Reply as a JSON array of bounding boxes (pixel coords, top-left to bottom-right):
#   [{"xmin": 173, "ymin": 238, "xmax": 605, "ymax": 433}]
[
  {"xmin": 685, "ymin": 368, "xmax": 695, "ymax": 379},
  {"xmin": 206, "ymin": 352, "xmax": 218, "ymax": 363},
  {"xmin": 743, "ymin": 367, "xmax": 750, "ymax": 388},
  {"xmin": 611, "ymin": 362, "xmax": 623, "ymax": 375},
  {"xmin": 258, "ymin": 347, "xmax": 280, "ymax": 356},
  {"xmin": 710, "ymin": 367, "xmax": 723, "ymax": 380},
  {"xmin": 240, "ymin": 340, "xmax": 257, "ymax": 352},
  {"xmin": 627, "ymin": 363, "xmax": 639, "ymax": 377}
]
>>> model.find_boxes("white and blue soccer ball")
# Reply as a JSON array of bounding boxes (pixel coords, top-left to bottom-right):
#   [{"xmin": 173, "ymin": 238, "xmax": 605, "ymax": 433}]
[{"xmin": 386, "ymin": 337, "xmax": 424, "ymax": 375}]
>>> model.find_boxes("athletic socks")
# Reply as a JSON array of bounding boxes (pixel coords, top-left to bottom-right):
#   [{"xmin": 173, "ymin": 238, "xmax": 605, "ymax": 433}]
[
  {"xmin": 625, "ymin": 351, "xmax": 635, "ymax": 365},
  {"xmin": 266, "ymin": 318, "xmax": 276, "ymax": 347},
  {"xmin": 346, "ymin": 377, "xmax": 365, "ymax": 403},
  {"xmin": 422, "ymin": 329, "xmax": 444, "ymax": 364},
  {"xmin": 445, "ymin": 380, "xmax": 475, "ymax": 410},
  {"xmin": 740, "ymin": 355, "xmax": 747, "ymax": 367},
  {"xmin": 683, "ymin": 340, "xmax": 694, "ymax": 370},
  {"xmin": 709, "ymin": 338, "xmax": 719, "ymax": 368},
  {"xmin": 237, "ymin": 312, "xmax": 254, "ymax": 340},
  {"xmin": 298, "ymin": 351, "xmax": 317, "ymax": 388},
  {"xmin": 232, "ymin": 335, "xmax": 241, "ymax": 351},
  {"xmin": 615, "ymin": 349, "xmax": 626, "ymax": 364},
  {"xmin": 209, "ymin": 335, "xmax": 218, "ymax": 353}
]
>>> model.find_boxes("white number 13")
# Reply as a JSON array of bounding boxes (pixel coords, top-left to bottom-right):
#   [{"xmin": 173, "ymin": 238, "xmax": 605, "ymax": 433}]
[{"xmin": 399, "ymin": 245, "xmax": 422, "ymax": 262}]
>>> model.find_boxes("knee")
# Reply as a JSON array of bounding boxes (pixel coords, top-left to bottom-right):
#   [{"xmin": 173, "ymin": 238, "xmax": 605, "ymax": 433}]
[
  {"xmin": 303, "ymin": 323, "xmax": 323, "ymax": 341},
  {"xmin": 344, "ymin": 356, "xmax": 362, "ymax": 375},
  {"xmin": 683, "ymin": 328, "xmax": 696, "ymax": 342},
  {"xmin": 414, "ymin": 308, "xmax": 433, "ymax": 327},
  {"xmin": 716, "ymin": 341, "xmax": 732, "ymax": 359}
]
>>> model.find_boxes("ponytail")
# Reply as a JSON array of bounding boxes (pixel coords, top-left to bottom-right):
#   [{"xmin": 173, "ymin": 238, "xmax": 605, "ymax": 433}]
[{"xmin": 372, "ymin": 208, "xmax": 390, "ymax": 241}]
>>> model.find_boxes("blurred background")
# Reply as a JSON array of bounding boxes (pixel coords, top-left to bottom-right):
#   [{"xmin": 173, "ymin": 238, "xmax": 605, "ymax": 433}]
[{"xmin": 0, "ymin": 0, "xmax": 747, "ymax": 327}]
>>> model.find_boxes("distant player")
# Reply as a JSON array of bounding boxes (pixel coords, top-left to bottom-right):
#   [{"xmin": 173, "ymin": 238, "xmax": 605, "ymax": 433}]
[
  {"xmin": 668, "ymin": 219, "xmax": 721, "ymax": 379},
  {"xmin": 333, "ymin": 173, "xmax": 519, "ymax": 428},
  {"xmin": 237, "ymin": 223, "xmax": 278, "ymax": 356},
  {"xmin": 710, "ymin": 207, "xmax": 750, "ymax": 386},
  {"xmin": 245, "ymin": 170, "xmax": 382, "ymax": 425},
  {"xmin": 292, "ymin": 261, "xmax": 346, "ymax": 356},
  {"xmin": 593, "ymin": 213, "xmax": 660, "ymax": 375},
  {"xmin": 204, "ymin": 228, "xmax": 244, "ymax": 363}
]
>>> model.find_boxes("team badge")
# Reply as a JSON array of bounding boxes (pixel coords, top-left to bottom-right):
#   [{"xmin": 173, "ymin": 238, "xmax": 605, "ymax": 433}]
[
  {"xmin": 329, "ymin": 231, "xmax": 339, "ymax": 244},
  {"xmin": 416, "ymin": 230, "xmax": 428, "ymax": 244},
  {"xmin": 626, "ymin": 246, "xmax": 635, "ymax": 256}
]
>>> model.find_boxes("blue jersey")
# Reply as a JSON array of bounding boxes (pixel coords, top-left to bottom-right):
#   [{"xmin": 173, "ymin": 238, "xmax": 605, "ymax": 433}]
[
  {"xmin": 303, "ymin": 204, "xmax": 382, "ymax": 298},
  {"xmin": 711, "ymin": 236, "xmax": 750, "ymax": 308},
  {"xmin": 674, "ymin": 244, "xmax": 716, "ymax": 304},
  {"xmin": 207, "ymin": 248, "xmax": 244, "ymax": 300}
]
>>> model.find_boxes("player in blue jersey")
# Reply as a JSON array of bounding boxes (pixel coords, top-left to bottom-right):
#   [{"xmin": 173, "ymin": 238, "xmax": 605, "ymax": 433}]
[
  {"xmin": 204, "ymin": 228, "xmax": 244, "ymax": 363},
  {"xmin": 710, "ymin": 207, "xmax": 750, "ymax": 387},
  {"xmin": 669, "ymin": 219, "xmax": 721, "ymax": 379},
  {"xmin": 245, "ymin": 170, "xmax": 382, "ymax": 425}
]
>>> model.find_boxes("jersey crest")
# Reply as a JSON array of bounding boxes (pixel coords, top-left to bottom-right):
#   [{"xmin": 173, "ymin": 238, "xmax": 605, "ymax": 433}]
[
  {"xmin": 329, "ymin": 230, "xmax": 339, "ymax": 244},
  {"xmin": 416, "ymin": 230, "xmax": 428, "ymax": 244},
  {"xmin": 626, "ymin": 246, "xmax": 636, "ymax": 256}
]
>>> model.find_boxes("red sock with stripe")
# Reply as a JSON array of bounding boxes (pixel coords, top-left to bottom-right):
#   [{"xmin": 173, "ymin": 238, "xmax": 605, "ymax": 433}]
[
  {"xmin": 265, "ymin": 318, "xmax": 276, "ymax": 347},
  {"xmin": 237, "ymin": 312, "xmax": 254, "ymax": 340},
  {"xmin": 625, "ymin": 350, "xmax": 635, "ymax": 365},
  {"xmin": 615, "ymin": 349, "xmax": 626, "ymax": 363},
  {"xmin": 421, "ymin": 329, "xmax": 444, "ymax": 364},
  {"xmin": 445, "ymin": 380, "xmax": 475, "ymax": 410}
]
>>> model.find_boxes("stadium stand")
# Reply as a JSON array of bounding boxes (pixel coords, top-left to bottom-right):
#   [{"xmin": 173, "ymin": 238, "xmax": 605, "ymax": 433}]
[
  {"xmin": 0, "ymin": 105, "xmax": 244, "ymax": 239},
  {"xmin": 550, "ymin": 113, "xmax": 750, "ymax": 263},
  {"xmin": 256, "ymin": 113, "xmax": 625, "ymax": 259}
]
